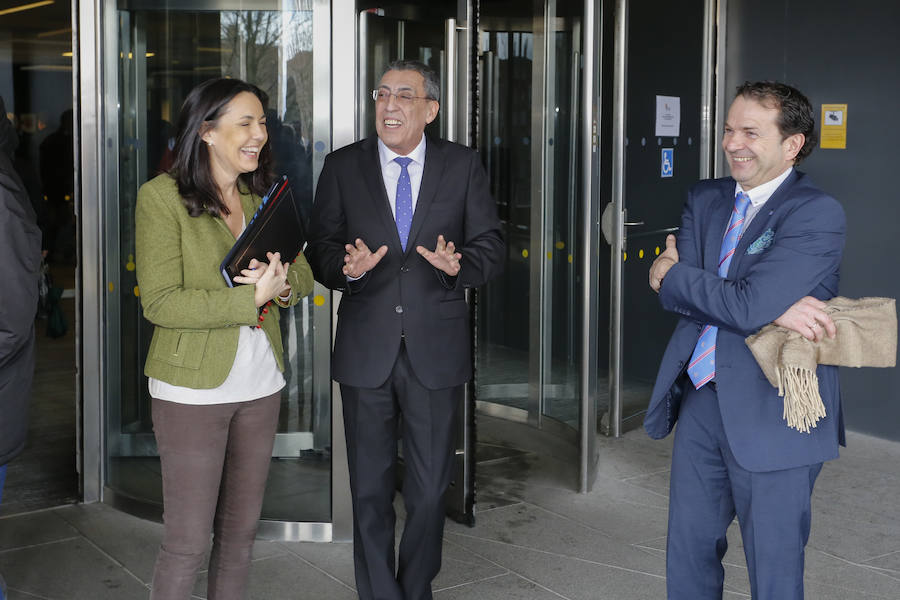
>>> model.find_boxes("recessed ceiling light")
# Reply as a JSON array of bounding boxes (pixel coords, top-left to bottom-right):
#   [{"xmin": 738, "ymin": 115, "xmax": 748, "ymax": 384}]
[
  {"xmin": 0, "ymin": 1, "xmax": 55, "ymax": 18},
  {"xmin": 38, "ymin": 27, "xmax": 72, "ymax": 39},
  {"xmin": 20, "ymin": 65, "xmax": 72, "ymax": 72}
]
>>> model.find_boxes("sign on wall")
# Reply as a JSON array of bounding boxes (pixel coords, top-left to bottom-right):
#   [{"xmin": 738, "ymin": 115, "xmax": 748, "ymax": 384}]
[
  {"xmin": 820, "ymin": 103, "xmax": 848, "ymax": 149},
  {"xmin": 661, "ymin": 148, "xmax": 673, "ymax": 178},
  {"xmin": 655, "ymin": 95, "xmax": 681, "ymax": 137}
]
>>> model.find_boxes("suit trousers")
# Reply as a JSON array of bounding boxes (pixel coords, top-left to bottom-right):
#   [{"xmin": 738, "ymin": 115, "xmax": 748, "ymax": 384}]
[
  {"xmin": 666, "ymin": 383, "xmax": 821, "ymax": 600},
  {"xmin": 149, "ymin": 392, "xmax": 280, "ymax": 600},
  {"xmin": 341, "ymin": 343, "xmax": 460, "ymax": 600}
]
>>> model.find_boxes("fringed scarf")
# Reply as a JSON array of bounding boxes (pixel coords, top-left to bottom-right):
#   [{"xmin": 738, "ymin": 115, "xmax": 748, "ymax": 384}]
[{"xmin": 745, "ymin": 297, "xmax": 897, "ymax": 433}]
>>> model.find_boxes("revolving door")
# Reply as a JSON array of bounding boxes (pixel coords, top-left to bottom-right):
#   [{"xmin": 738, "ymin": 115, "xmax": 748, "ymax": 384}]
[{"xmin": 99, "ymin": 0, "xmax": 335, "ymax": 540}]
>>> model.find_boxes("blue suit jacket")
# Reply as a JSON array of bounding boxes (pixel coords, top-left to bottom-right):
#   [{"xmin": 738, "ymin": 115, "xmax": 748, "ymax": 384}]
[{"xmin": 644, "ymin": 171, "xmax": 847, "ymax": 472}]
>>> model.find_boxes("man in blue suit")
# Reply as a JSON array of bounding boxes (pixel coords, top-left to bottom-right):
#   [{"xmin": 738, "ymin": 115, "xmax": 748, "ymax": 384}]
[{"xmin": 647, "ymin": 81, "xmax": 846, "ymax": 599}]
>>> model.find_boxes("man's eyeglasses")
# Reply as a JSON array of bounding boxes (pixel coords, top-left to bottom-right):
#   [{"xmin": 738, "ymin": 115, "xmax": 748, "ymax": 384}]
[{"xmin": 372, "ymin": 89, "xmax": 434, "ymax": 105}]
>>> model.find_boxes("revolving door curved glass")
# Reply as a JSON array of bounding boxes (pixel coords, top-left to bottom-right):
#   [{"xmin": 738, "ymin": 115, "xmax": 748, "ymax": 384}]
[{"xmin": 101, "ymin": 0, "xmax": 334, "ymax": 539}]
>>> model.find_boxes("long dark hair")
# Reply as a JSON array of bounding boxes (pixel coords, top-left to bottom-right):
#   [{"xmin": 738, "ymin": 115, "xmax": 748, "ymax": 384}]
[{"xmin": 170, "ymin": 78, "xmax": 273, "ymax": 217}]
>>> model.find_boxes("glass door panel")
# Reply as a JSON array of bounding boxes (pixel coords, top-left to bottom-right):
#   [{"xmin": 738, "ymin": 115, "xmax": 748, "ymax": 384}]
[
  {"xmin": 476, "ymin": 10, "xmax": 534, "ymax": 418},
  {"xmin": 106, "ymin": 1, "xmax": 332, "ymax": 526},
  {"xmin": 477, "ymin": 0, "xmax": 601, "ymax": 490},
  {"xmin": 357, "ymin": 4, "xmax": 448, "ymax": 141},
  {"xmin": 541, "ymin": 4, "xmax": 582, "ymax": 428},
  {"xmin": 478, "ymin": 1, "xmax": 586, "ymax": 429}
]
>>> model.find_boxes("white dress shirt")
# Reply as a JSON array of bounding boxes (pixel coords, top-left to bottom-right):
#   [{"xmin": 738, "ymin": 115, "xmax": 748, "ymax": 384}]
[
  {"xmin": 735, "ymin": 166, "xmax": 793, "ymax": 230},
  {"xmin": 377, "ymin": 134, "xmax": 427, "ymax": 217}
]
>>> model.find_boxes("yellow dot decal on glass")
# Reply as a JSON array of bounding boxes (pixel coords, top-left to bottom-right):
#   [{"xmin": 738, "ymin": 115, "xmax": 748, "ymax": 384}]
[
  {"xmin": 108, "ymin": 282, "xmax": 114, "ymax": 292},
  {"xmin": 547, "ymin": 251, "xmax": 552, "ymax": 260},
  {"xmin": 568, "ymin": 254, "xmax": 573, "ymax": 264},
  {"xmin": 126, "ymin": 253, "xmax": 136, "ymax": 271},
  {"xmin": 133, "ymin": 285, "xmax": 140, "ymax": 297},
  {"xmin": 639, "ymin": 249, "xmax": 644, "ymax": 259},
  {"xmin": 655, "ymin": 246, "xmax": 661, "ymax": 256},
  {"xmin": 555, "ymin": 241, "xmax": 565, "ymax": 250},
  {"xmin": 522, "ymin": 249, "xmax": 529, "ymax": 258},
  {"xmin": 313, "ymin": 294, "xmax": 325, "ymax": 307},
  {"xmin": 623, "ymin": 252, "xmax": 627, "ymax": 262}
]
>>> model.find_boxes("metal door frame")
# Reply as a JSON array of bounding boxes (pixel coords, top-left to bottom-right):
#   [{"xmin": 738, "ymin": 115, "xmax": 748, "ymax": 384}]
[{"xmin": 578, "ymin": 0, "xmax": 602, "ymax": 493}]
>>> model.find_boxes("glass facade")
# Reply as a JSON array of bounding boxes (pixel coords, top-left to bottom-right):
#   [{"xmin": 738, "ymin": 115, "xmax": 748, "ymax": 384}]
[{"xmin": 74, "ymin": 0, "xmax": 679, "ymax": 530}]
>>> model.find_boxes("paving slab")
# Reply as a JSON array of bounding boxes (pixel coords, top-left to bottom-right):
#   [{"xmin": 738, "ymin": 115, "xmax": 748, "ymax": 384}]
[
  {"xmin": 0, "ymin": 510, "xmax": 78, "ymax": 552},
  {"xmin": 0, "ymin": 537, "xmax": 148, "ymax": 600}
]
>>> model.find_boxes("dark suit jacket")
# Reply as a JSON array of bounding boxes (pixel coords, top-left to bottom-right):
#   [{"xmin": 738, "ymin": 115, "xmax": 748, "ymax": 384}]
[
  {"xmin": 306, "ymin": 135, "xmax": 504, "ymax": 390},
  {"xmin": 645, "ymin": 171, "xmax": 847, "ymax": 472},
  {"xmin": 0, "ymin": 124, "xmax": 41, "ymax": 465}
]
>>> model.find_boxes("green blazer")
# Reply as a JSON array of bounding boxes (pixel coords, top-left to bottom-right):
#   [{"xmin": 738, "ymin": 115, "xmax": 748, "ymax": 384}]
[{"xmin": 135, "ymin": 173, "xmax": 314, "ymax": 389}]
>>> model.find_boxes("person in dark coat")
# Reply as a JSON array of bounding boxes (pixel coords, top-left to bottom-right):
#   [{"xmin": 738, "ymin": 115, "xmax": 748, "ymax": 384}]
[
  {"xmin": 0, "ymin": 95, "xmax": 42, "ymax": 485},
  {"xmin": 0, "ymin": 95, "xmax": 42, "ymax": 598}
]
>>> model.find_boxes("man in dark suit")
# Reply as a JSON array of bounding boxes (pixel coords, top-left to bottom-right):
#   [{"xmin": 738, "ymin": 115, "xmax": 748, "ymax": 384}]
[
  {"xmin": 647, "ymin": 82, "xmax": 846, "ymax": 599},
  {"xmin": 306, "ymin": 60, "xmax": 504, "ymax": 600}
]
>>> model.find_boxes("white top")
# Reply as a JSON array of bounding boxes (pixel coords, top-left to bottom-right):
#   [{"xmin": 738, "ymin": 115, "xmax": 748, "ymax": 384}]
[
  {"xmin": 377, "ymin": 134, "xmax": 427, "ymax": 216},
  {"xmin": 736, "ymin": 166, "xmax": 793, "ymax": 229},
  {"xmin": 149, "ymin": 214, "xmax": 285, "ymax": 405}
]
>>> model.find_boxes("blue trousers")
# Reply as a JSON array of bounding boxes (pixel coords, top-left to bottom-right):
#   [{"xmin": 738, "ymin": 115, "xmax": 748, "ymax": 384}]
[{"xmin": 666, "ymin": 383, "xmax": 822, "ymax": 600}]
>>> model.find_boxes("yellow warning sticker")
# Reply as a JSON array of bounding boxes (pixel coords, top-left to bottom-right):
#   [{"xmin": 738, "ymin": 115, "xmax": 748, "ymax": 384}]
[{"xmin": 820, "ymin": 104, "xmax": 847, "ymax": 149}]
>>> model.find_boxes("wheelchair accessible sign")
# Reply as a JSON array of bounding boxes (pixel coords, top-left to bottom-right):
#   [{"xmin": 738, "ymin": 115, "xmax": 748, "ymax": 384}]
[{"xmin": 661, "ymin": 148, "xmax": 674, "ymax": 178}]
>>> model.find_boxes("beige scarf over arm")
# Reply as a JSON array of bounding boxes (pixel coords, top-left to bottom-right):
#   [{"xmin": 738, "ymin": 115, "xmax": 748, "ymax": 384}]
[{"xmin": 745, "ymin": 297, "xmax": 897, "ymax": 433}]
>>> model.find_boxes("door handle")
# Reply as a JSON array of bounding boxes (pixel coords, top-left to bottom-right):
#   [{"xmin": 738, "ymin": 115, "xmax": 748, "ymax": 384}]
[
  {"xmin": 601, "ymin": 202, "xmax": 615, "ymax": 244},
  {"xmin": 601, "ymin": 202, "xmax": 646, "ymax": 245},
  {"xmin": 628, "ymin": 226, "xmax": 679, "ymax": 240}
]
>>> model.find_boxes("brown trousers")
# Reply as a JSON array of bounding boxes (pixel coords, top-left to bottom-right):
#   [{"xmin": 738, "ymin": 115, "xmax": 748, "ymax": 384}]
[{"xmin": 149, "ymin": 392, "xmax": 280, "ymax": 600}]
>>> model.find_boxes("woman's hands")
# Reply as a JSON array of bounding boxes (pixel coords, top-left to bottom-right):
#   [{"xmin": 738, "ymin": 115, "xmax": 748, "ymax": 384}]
[{"xmin": 232, "ymin": 251, "xmax": 291, "ymax": 307}]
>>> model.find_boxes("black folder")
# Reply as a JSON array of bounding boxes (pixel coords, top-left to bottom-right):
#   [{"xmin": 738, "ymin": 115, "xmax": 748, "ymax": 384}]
[{"xmin": 220, "ymin": 175, "xmax": 306, "ymax": 287}]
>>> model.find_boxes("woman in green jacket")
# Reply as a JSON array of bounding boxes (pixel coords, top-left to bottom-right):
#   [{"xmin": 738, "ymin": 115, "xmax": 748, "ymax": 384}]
[{"xmin": 135, "ymin": 78, "xmax": 314, "ymax": 600}]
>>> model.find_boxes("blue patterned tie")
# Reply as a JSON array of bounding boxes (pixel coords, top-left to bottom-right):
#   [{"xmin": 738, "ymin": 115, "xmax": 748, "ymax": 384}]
[
  {"xmin": 687, "ymin": 191, "xmax": 751, "ymax": 389},
  {"xmin": 394, "ymin": 157, "xmax": 414, "ymax": 251}
]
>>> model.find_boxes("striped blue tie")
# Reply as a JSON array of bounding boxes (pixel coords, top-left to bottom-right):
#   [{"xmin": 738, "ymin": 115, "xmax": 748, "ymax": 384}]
[
  {"xmin": 687, "ymin": 191, "xmax": 751, "ymax": 389},
  {"xmin": 394, "ymin": 157, "xmax": 414, "ymax": 251}
]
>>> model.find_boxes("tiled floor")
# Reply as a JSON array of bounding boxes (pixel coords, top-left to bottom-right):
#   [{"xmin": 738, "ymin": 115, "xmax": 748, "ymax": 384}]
[{"xmin": 2, "ymin": 415, "xmax": 899, "ymax": 599}]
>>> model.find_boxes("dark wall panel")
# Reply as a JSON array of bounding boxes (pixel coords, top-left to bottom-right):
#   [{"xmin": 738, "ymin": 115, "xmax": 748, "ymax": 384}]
[
  {"xmin": 724, "ymin": 0, "xmax": 900, "ymax": 441},
  {"xmin": 621, "ymin": 0, "xmax": 705, "ymax": 385}
]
